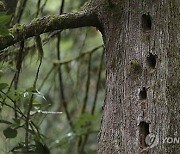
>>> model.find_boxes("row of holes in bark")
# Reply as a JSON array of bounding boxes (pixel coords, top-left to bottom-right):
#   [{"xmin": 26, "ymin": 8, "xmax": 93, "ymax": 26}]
[{"xmin": 139, "ymin": 14, "xmax": 153, "ymax": 149}]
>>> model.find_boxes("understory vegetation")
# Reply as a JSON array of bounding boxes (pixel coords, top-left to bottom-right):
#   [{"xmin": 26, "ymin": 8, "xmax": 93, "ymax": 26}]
[{"xmin": 0, "ymin": 0, "xmax": 104, "ymax": 153}]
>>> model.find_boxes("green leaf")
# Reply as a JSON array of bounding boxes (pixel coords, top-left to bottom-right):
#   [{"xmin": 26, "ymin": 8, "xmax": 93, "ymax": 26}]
[
  {"xmin": 0, "ymin": 13, "xmax": 11, "ymax": 36},
  {"xmin": 0, "ymin": 83, "xmax": 8, "ymax": 90},
  {"xmin": 3, "ymin": 127, "xmax": 17, "ymax": 138},
  {"xmin": 0, "ymin": 14, "xmax": 12, "ymax": 25},
  {"xmin": 0, "ymin": 25, "xmax": 9, "ymax": 36}
]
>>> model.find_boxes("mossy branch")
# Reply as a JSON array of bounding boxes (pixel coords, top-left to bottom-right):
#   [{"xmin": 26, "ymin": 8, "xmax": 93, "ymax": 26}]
[{"xmin": 0, "ymin": 9, "xmax": 99, "ymax": 50}]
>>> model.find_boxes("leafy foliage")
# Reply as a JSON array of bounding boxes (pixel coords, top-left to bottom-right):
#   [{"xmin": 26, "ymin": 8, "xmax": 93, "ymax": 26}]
[
  {"xmin": 0, "ymin": 0, "xmax": 104, "ymax": 153},
  {"xmin": 0, "ymin": 12, "xmax": 11, "ymax": 36},
  {"xmin": 3, "ymin": 127, "xmax": 18, "ymax": 139}
]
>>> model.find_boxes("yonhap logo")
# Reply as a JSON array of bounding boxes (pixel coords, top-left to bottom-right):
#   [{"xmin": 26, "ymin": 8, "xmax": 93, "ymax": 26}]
[{"xmin": 145, "ymin": 133, "xmax": 180, "ymax": 148}]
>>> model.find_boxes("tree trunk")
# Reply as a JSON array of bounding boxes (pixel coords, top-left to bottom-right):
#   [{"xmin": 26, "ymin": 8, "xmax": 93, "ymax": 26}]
[{"xmin": 97, "ymin": 0, "xmax": 180, "ymax": 153}]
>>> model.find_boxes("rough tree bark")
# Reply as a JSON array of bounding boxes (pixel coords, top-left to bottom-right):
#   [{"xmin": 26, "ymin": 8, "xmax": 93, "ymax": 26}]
[
  {"xmin": 0, "ymin": 0, "xmax": 180, "ymax": 154},
  {"xmin": 97, "ymin": 0, "xmax": 180, "ymax": 153}
]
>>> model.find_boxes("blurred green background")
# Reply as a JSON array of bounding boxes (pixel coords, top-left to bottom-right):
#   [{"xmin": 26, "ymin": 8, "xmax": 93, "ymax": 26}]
[{"xmin": 0, "ymin": 0, "xmax": 105, "ymax": 153}]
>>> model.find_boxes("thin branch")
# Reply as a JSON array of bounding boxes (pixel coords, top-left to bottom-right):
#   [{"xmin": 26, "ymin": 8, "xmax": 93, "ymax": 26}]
[
  {"xmin": 77, "ymin": 52, "xmax": 92, "ymax": 153},
  {"xmin": 40, "ymin": 0, "xmax": 48, "ymax": 14},
  {"xmin": 0, "ymin": 9, "xmax": 99, "ymax": 50},
  {"xmin": 43, "ymin": 30, "xmax": 62, "ymax": 45},
  {"xmin": 14, "ymin": 0, "xmax": 28, "ymax": 24},
  {"xmin": 81, "ymin": 53, "xmax": 92, "ymax": 114},
  {"xmin": 54, "ymin": 45, "xmax": 103, "ymax": 65},
  {"xmin": 36, "ymin": 0, "xmax": 41, "ymax": 18},
  {"xmin": 38, "ymin": 65, "xmax": 54, "ymax": 91},
  {"xmin": 14, "ymin": 41, "xmax": 24, "ymax": 118},
  {"xmin": 91, "ymin": 49, "xmax": 104, "ymax": 115},
  {"xmin": 24, "ymin": 35, "xmax": 43, "ymax": 153},
  {"xmin": 56, "ymin": 0, "xmax": 74, "ymax": 128},
  {"xmin": 59, "ymin": 0, "xmax": 65, "ymax": 15},
  {"xmin": 75, "ymin": 30, "xmax": 88, "ymax": 95}
]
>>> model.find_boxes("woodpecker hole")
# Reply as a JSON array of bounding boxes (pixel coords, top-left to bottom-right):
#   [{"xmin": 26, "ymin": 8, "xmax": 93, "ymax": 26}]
[
  {"xmin": 147, "ymin": 53, "xmax": 157, "ymax": 69},
  {"xmin": 142, "ymin": 13, "xmax": 152, "ymax": 32},
  {"xmin": 139, "ymin": 121, "xmax": 149, "ymax": 148},
  {"xmin": 139, "ymin": 87, "xmax": 147, "ymax": 100}
]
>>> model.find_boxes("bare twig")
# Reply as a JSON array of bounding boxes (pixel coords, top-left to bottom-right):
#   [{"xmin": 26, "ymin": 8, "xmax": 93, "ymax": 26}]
[
  {"xmin": 91, "ymin": 49, "xmax": 104, "ymax": 115},
  {"xmin": 40, "ymin": 0, "xmax": 48, "ymax": 14},
  {"xmin": 81, "ymin": 53, "xmax": 92, "ymax": 114},
  {"xmin": 38, "ymin": 65, "xmax": 54, "ymax": 91},
  {"xmin": 54, "ymin": 45, "xmax": 103, "ymax": 65},
  {"xmin": 56, "ymin": 0, "xmax": 73, "ymax": 128},
  {"xmin": 36, "ymin": 0, "xmax": 41, "ymax": 17},
  {"xmin": 75, "ymin": 30, "xmax": 88, "ymax": 95},
  {"xmin": 14, "ymin": 41, "xmax": 24, "ymax": 118},
  {"xmin": 14, "ymin": 0, "xmax": 28, "ymax": 24},
  {"xmin": 24, "ymin": 35, "xmax": 43, "ymax": 153},
  {"xmin": 77, "ymin": 52, "xmax": 92, "ymax": 153}
]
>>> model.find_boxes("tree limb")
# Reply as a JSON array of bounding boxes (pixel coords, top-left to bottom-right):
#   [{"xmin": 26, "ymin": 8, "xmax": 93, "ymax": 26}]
[{"xmin": 0, "ymin": 9, "xmax": 99, "ymax": 50}]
